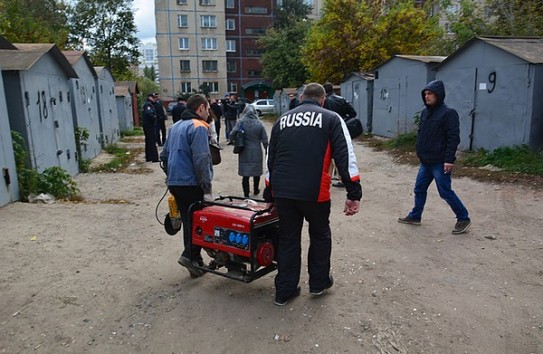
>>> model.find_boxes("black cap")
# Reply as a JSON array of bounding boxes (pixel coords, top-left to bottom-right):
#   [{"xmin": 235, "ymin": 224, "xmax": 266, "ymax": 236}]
[{"xmin": 147, "ymin": 92, "xmax": 154, "ymax": 97}]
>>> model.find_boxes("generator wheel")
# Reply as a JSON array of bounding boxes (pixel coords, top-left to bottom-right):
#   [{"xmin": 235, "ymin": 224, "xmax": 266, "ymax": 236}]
[
  {"xmin": 164, "ymin": 214, "xmax": 181, "ymax": 236},
  {"xmin": 256, "ymin": 241, "xmax": 275, "ymax": 266}
]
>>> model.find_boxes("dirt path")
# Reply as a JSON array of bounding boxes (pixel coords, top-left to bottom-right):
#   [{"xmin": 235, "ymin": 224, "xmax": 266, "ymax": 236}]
[{"xmin": 1, "ymin": 120, "xmax": 542, "ymax": 354}]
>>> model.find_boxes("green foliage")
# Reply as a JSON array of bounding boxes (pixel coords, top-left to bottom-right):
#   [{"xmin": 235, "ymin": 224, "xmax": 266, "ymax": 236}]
[
  {"xmin": 387, "ymin": 131, "xmax": 417, "ymax": 148},
  {"xmin": 302, "ymin": 0, "xmax": 442, "ymax": 82},
  {"xmin": 121, "ymin": 127, "xmax": 144, "ymax": 137},
  {"xmin": 259, "ymin": 20, "xmax": 312, "ymax": 88},
  {"xmin": 136, "ymin": 76, "xmax": 160, "ymax": 120},
  {"xmin": 143, "ymin": 66, "xmax": 156, "ymax": 81},
  {"xmin": 11, "ymin": 131, "xmax": 79, "ymax": 200},
  {"xmin": 38, "ymin": 166, "xmax": 79, "ymax": 199},
  {"xmin": 273, "ymin": 0, "xmax": 312, "ymax": 29},
  {"xmin": 0, "ymin": 0, "xmax": 70, "ymax": 47},
  {"xmin": 67, "ymin": 0, "xmax": 140, "ymax": 79},
  {"xmin": 462, "ymin": 146, "xmax": 543, "ymax": 175}
]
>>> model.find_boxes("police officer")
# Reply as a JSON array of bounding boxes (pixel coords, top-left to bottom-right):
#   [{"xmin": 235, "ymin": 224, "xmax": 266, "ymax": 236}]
[
  {"xmin": 142, "ymin": 93, "xmax": 159, "ymax": 162},
  {"xmin": 153, "ymin": 93, "xmax": 167, "ymax": 146}
]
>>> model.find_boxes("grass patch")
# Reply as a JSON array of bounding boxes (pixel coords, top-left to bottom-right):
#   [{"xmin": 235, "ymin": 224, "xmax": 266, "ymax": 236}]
[
  {"xmin": 121, "ymin": 127, "xmax": 144, "ymax": 137},
  {"xmin": 90, "ymin": 144, "xmax": 136, "ymax": 172},
  {"xmin": 461, "ymin": 145, "xmax": 543, "ymax": 175},
  {"xmin": 386, "ymin": 131, "xmax": 417, "ymax": 149}
]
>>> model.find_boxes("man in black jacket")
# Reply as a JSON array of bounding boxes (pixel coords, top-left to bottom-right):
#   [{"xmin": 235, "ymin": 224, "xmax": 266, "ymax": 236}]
[
  {"xmin": 153, "ymin": 93, "xmax": 167, "ymax": 146},
  {"xmin": 142, "ymin": 93, "xmax": 159, "ymax": 162},
  {"xmin": 323, "ymin": 82, "xmax": 358, "ymax": 187},
  {"xmin": 398, "ymin": 80, "xmax": 471, "ymax": 235},
  {"xmin": 171, "ymin": 97, "xmax": 187, "ymax": 123},
  {"xmin": 264, "ymin": 83, "xmax": 362, "ymax": 306}
]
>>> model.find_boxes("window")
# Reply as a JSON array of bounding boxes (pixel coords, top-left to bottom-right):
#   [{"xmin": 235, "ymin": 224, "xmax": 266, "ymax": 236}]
[
  {"xmin": 247, "ymin": 70, "xmax": 262, "ymax": 77},
  {"xmin": 202, "ymin": 60, "xmax": 218, "ymax": 72},
  {"xmin": 144, "ymin": 48, "xmax": 154, "ymax": 62},
  {"xmin": 201, "ymin": 37, "xmax": 217, "ymax": 50},
  {"xmin": 203, "ymin": 82, "xmax": 219, "ymax": 93},
  {"xmin": 177, "ymin": 0, "xmax": 187, "ymax": 4},
  {"xmin": 228, "ymin": 82, "xmax": 237, "ymax": 93},
  {"xmin": 178, "ymin": 15, "xmax": 188, "ymax": 28},
  {"xmin": 226, "ymin": 0, "xmax": 234, "ymax": 8},
  {"xmin": 200, "ymin": 0, "xmax": 215, "ymax": 5},
  {"xmin": 178, "ymin": 37, "xmax": 189, "ymax": 50},
  {"xmin": 246, "ymin": 48, "xmax": 264, "ymax": 56},
  {"xmin": 245, "ymin": 28, "xmax": 266, "ymax": 35},
  {"xmin": 226, "ymin": 60, "xmax": 237, "ymax": 73},
  {"xmin": 245, "ymin": 7, "xmax": 267, "ymax": 14},
  {"xmin": 201, "ymin": 15, "xmax": 217, "ymax": 28},
  {"xmin": 226, "ymin": 19, "xmax": 235, "ymax": 30},
  {"xmin": 226, "ymin": 40, "xmax": 236, "ymax": 52},
  {"xmin": 181, "ymin": 82, "xmax": 192, "ymax": 93},
  {"xmin": 180, "ymin": 60, "xmax": 190, "ymax": 72}
]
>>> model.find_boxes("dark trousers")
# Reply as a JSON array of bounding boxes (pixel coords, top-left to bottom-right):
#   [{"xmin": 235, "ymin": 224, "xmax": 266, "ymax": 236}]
[
  {"xmin": 169, "ymin": 185, "xmax": 204, "ymax": 261},
  {"xmin": 225, "ymin": 118, "xmax": 236, "ymax": 140},
  {"xmin": 242, "ymin": 176, "xmax": 260, "ymax": 197},
  {"xmin": 143, "ymin": 122, "xmax": 158, "ymax": 162},
  {"xmin": 215, "ymin": 118, "xmax": 221, "ymax": 143},
  {"xmin": 155, "ymin": 119, "xmax": 166, "ymax": 145},
  {"xmin": 274, "ymin": 198, "xmax": 332, "ymax": 298}
]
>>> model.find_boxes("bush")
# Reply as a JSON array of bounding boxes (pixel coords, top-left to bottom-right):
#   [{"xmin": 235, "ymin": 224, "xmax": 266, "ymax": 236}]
[{"xmin": 462, "ymin": 145, "xmax": 543, "ymax": 175}]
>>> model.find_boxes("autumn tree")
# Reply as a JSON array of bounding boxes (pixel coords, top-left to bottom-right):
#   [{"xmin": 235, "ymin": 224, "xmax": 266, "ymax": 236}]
[
  {"xmin": 68, "ymin": 0, "xmax": 140, "ymax": 80},
  {"xmin": 0, "ymin": 0, "xmax": 70, "ymax": 47},
  {"xmin": 302, "ymin": 0, "xmax": 442, "ymax": 83}
]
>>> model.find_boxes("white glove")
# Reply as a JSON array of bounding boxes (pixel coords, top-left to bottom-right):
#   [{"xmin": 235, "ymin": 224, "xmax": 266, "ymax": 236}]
[{"xmin": 203, "ymin": 193, "xmax": 215, "ymax": 202}]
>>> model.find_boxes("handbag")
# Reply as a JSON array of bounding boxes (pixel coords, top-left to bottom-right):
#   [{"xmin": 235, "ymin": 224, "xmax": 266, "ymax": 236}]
[
  {"xmin": 233, "ymin": 127, "xmax": 245, "ymax": 154},
  {"xmin": 345, "ymin": 118, "xmax": 363, "ymax": 139},
  {"xmin": 210, "ymin": 143, "xmax": 222, "ymax": 165}
]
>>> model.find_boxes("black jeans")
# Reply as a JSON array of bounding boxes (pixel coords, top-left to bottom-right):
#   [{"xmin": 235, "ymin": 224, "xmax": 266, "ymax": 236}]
[
  {"xmin": 169, "ymin": 185, "xmax": 204, "ymax": 261},
  {"xmin": 155, "ymin": 119, "xmax": 166, "ymax": 145},
  {"xmin": 274, "ymin": 198, "xmax": 332, "ymax": 298},
  {"xmin": 242, "ymin": 176, "xmax": 260, "ymax": 197},
  {"xmin": 143, "ymin": 122, "xmax": 158, "ymax": 162}
]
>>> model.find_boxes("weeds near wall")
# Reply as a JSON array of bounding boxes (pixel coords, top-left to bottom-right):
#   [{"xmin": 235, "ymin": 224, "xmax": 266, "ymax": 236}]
[
  {"xmin": 462, "ymin": 145, "xmax": 543, "ymax": 175},
  {"xmin": 11, "ymin": 131, "xmax": 80, "ymax": 201}
]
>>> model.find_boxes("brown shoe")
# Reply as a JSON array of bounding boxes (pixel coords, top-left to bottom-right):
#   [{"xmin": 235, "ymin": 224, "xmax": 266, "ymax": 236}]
[{"xmin": 452, "ymin": 219, "xmax": 471, "ymax": 234}]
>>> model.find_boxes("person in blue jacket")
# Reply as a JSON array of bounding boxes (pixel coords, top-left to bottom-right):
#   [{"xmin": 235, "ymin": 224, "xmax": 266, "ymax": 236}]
[
  {"xmin": 160, "ymin": 94, "xmax": 213, "ymax": 278},
  {"xmin": 398, "ymin": 80, "xmax": 471, "ymax": 235}
]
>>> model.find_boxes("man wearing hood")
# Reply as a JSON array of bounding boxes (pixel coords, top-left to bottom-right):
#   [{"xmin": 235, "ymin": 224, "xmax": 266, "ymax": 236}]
[
  {"xmin": 160, "ymin": 94, "xmax": 213, "ymax": 278},
  {"xmin": 398, "ymin": 80, "xmax": 471, "ymax": 235}
]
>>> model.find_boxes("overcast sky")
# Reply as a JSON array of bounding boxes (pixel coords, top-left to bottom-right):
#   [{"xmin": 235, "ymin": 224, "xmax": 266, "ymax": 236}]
[{"xmin": 133, "ymin": 0, "xmax": 156, "ymax": 44}]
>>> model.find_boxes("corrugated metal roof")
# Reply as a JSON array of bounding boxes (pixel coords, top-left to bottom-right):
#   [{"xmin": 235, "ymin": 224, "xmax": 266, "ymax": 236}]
[
  {"xmin": 62, "ymin": 50, "xmax": 97, "ymax": 77},
  {"xmin": 478, "ymin": 36, "xmax": 543, "ymax": 64},
  {"xmin": 395, "ymin": 55, "xmax": 447, "ymax": 63},
  {"xmin": 0, "ymin": 43, "xmax": 78, "ymax": 78}
]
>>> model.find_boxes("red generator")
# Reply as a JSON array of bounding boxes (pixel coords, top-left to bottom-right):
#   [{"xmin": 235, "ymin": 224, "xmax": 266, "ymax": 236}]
[{"xmin": 188, "ymin": 196, "xmax": 279, "ymax": 282}]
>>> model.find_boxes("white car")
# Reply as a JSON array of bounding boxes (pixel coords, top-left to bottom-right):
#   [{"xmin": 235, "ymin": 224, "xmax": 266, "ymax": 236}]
[{"xmin": 250, "ymin": 99, "xmax": 275, "ymax": 116}]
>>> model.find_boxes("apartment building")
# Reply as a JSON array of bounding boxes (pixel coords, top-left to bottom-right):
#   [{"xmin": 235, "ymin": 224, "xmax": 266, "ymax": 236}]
[
  {"xmin": 155, "ymin": 0, "xmax": 228, "ymax": 100},
  {"xmin": 138, "ymin": 42, "xmax": 159, "ymax": 80}
]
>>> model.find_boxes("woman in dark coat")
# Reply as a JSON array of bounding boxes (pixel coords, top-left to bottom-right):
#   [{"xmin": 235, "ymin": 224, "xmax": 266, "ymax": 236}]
[{"xmin": 229, "ymin": 105, "xmax": 269, "ymax": 198}]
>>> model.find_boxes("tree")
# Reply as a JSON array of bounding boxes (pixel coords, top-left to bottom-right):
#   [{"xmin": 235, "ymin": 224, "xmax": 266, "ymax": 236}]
[
  {"xmin": 0, "ymin": 0, "xmax": 70, "ymax": 47},
  {"xmin": 486, "ymin": 0, "xmax": 543, "ymax": 36},
  {"xmin": 68, "ymin": 0, "xmax": 140, "ymax": 79},
  {"xmin": 302, "ymin": 0, "xmax": 442, "ymax": 83},
  {"xmin": 143, "ymin": 66, "xmax": 156, "ymax": 82},
  {"xmin": 259, "ymin": 0, "xmax": 312, "ymax": 88},
  {"xmin": 259, "ymin": 20, "xmax": 312, "ymax": 88}
]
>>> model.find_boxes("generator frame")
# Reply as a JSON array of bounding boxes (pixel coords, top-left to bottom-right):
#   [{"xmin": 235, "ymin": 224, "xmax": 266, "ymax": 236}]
[{"xmin": 187, "ymin": 196, "xmax": 278, "ymax": 283}]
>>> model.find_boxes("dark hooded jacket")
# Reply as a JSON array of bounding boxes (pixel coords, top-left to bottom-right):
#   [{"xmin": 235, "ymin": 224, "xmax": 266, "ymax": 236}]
[{"xmin": 416, "ymin": 80, "xmax": 460, "ymax": 164}]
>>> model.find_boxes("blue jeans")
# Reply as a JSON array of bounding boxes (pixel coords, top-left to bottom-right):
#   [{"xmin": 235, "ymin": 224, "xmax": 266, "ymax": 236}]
[{"xmin": 408, "ymin": 163, "xmax": 469, "ymax": 221}]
